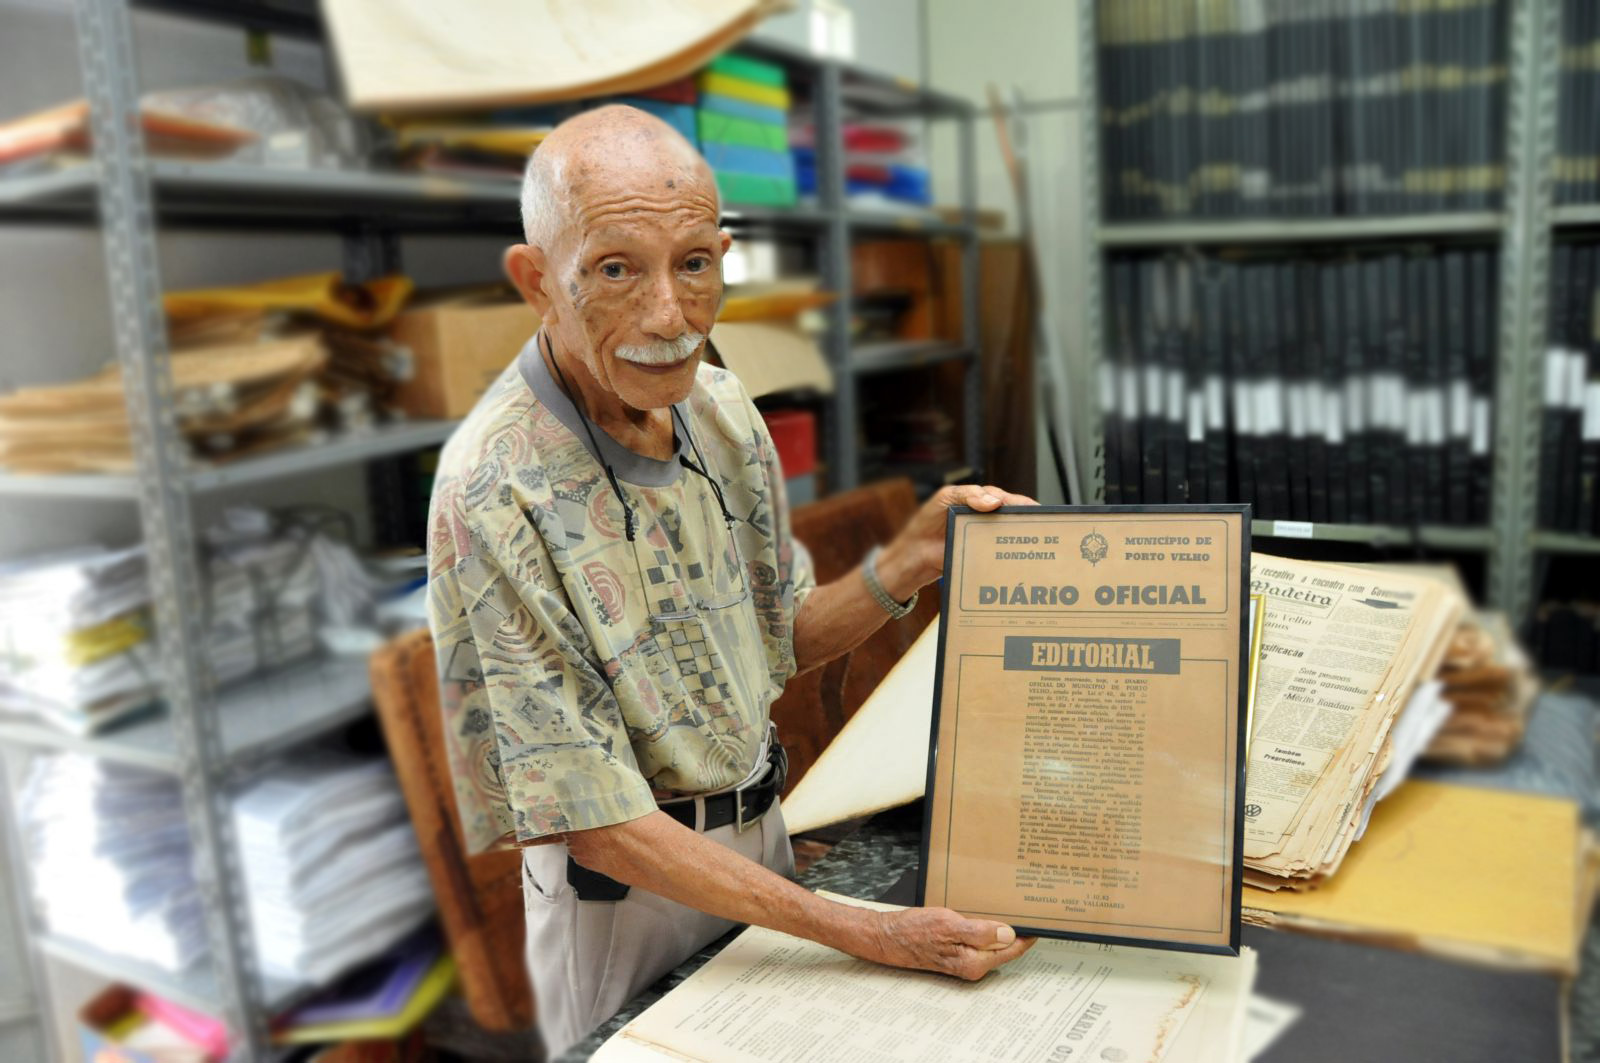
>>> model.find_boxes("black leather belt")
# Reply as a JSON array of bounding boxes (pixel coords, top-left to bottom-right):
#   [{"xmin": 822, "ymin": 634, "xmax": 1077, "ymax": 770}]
[
  {"xmin": 566, "ymin": 740, "xmax": 788, "ymax": 902},
  {"xmin": 660, "ymin": 741, "xmax": 787, "ymax": 834}
]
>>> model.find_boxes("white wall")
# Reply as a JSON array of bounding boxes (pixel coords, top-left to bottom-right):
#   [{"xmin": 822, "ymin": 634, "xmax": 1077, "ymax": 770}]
[
  {"xmin": 753, "ymin": 0, "xmax": 925, "ymax": 83},
  {"xmin": 923, "ymin": 0, "xmax": 1089, "ymax": 505}
]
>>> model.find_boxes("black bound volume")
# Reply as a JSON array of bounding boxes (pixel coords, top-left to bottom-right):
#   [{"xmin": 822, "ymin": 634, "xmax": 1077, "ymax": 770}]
[
  {"xmin": 1104, "ymin": 246, "xmax": 1497, "ymax": 527},
  {"xmin": 1444, "ymin": 253, "xmax": 1472, "ymax": 523},
  {"xmin": 1321, "ymin": 264, "xmax": 1351, "ymax": 523},
  {"xmin": 1343, "ymin": 261, "xmax": 1371, "ymax": 523},
  {"xmin": 1097, "ymin": 0, "xmax": 1510, "ymax": 220},
  {"xmin": 1541, "ymin": 244, "xmax": 1572, "ymax": 530}
]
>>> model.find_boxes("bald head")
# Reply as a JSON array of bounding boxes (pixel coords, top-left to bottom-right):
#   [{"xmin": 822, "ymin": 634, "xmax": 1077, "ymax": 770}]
[{"xmin": 520, "ymin": 105, "xmax": 720, "ymax": 250}]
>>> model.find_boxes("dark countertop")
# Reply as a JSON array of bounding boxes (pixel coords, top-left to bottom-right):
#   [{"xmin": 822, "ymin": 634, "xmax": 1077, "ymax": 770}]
[{"xmin": 557, "ymin": 804, "xmax": 923, "ymax": 1062}]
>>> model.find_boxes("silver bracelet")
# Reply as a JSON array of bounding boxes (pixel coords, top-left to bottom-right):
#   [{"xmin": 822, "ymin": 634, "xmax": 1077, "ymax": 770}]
[{"xmin": 863, "ymin": 545, "xmax": 918, "ymax": 620}]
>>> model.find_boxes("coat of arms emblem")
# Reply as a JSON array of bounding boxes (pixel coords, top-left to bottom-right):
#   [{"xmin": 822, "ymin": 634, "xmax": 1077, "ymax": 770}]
[{"xmin": 1080, "ymin": 530, "xmax": 1109, "ymax": 565}]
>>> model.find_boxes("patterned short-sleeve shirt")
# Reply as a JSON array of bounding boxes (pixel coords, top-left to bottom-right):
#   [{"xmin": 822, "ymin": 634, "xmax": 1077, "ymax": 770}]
[{"xmin": 427, "ymin": 337, "xmax": 815, "ymax": 853}]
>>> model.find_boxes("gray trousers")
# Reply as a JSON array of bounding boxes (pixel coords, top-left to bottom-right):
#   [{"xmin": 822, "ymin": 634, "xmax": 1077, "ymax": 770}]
[{"xmin": 521, "ymin": 799, "xmax": 794, "ymax": 1058}]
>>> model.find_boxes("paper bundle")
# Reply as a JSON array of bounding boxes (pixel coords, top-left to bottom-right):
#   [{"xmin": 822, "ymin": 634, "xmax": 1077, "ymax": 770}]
[
  {"xmin": 0, "ymin": 547, "xmax": 160, "ymax": 734},
  {"xmin": 1355, "ymin": 562, "xmax": 1540, "ymax": 766},
  {"xmin": 232, "ymin": 753, "xmax": 434, "ymax": 984},
  {"xmin": 1244, "ymin": 555, "xmax": 1464, "ymax": 890},
  {"xmin": 1425, "ymin": 611, "xmax": 1539, "ymax": 764},
  {"xmin": 0, "ymin": 335, "xmax": 328, "ymax": 474},
  {"xmin": 0, "ymin": 511, "xmax": 344, "ymax": 734},
  {"xmin": 20, "ymin": 755, "xmax": 207, "ymax": 971}
]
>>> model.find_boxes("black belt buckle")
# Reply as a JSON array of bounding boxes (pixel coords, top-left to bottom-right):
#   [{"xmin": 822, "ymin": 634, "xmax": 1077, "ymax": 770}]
[{"xmin": 738, "ymin": 741, "xmax": 788, "ymax": 833}]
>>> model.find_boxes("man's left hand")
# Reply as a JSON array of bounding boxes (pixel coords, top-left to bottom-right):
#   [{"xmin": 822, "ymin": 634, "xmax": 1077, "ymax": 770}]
[{"xmin": 876, "ymin": 483, "xmax": 1039, "ymax": 601}]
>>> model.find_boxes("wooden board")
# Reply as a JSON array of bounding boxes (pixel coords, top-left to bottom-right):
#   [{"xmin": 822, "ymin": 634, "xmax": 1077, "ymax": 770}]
[{"xmin": 323, "ymin": 0, "xmax": 786, "ymax": 113}]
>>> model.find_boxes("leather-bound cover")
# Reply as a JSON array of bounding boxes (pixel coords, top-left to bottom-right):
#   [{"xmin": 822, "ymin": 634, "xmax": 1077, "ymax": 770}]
[
  {"xmin": 771, "ymin": 478, "xmax": 938, "ymax": 798},
  {"xmin": 369, "ymin": 629, "xmax": 533, "ymax": 1033}
]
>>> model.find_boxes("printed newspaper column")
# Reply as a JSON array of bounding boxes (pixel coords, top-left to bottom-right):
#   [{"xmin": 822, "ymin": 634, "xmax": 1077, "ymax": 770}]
[{"xmin": 920, "ymin": 506, "xmax": 1250, "ymax": 953}]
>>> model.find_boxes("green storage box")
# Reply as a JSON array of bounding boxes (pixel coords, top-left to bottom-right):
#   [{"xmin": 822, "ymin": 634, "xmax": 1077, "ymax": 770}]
[
  {"xmin": 697, "ymin": 109, "xmax": 788, "ymax": 152},
  {"xmin": 714, "ymin": 170, "xmax": 798, "ymax": 207},
  {"xmin": 707, "ymin": 52, "xmax": 787, "ymax": 88}
]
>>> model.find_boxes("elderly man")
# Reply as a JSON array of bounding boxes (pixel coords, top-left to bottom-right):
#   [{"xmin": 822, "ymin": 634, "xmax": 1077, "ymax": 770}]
[{"xmin": 427, "ymin": 104, "xmax": 1035, "ymax": 1056}]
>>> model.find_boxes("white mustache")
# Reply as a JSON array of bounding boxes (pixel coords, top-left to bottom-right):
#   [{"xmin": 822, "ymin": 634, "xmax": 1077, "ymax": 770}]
[{"xmin": 615, "ymin": 331, "xmax": 705, "ymax": 366}]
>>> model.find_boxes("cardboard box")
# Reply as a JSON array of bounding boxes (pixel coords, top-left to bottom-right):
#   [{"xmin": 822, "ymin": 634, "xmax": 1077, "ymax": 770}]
[
  {"xmin": 389, "ymin": 291, "xmax": 539, "ymax": 420},
  {"xmin": 710, "ymin": 322, "xmax": 833, "ymax": 400}
]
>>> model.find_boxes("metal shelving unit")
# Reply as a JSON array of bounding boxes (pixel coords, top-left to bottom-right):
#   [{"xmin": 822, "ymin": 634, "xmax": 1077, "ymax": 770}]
[
  {"xmin": 0, "ymin": 4, "xmax": 980, "ymax": 1059},
  {"xmin": 1076, "ymin": 0, "xmax": 1559, "ymax": 624}
]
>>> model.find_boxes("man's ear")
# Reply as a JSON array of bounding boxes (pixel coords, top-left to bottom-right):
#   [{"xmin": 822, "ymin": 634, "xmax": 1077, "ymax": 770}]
[
  {"xmin": 504, "ymin": 244, "xmax": 554, "ymax": 317},
  {"xmin": 718, "ymin": 229, "xmax": 732, "ymax": 256}
]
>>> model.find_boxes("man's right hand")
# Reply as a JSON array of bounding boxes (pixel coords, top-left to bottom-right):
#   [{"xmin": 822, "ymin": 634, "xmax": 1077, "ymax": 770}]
[{"xmin": 854, "ymin": 906, "xmax": 1036, "ymax": 980}]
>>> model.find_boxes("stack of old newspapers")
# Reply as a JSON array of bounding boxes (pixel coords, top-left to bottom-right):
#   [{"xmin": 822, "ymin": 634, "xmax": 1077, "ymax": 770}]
[{"xmin": 1243, "ymin": 554, "xmax": 1465, "ymax": 890}]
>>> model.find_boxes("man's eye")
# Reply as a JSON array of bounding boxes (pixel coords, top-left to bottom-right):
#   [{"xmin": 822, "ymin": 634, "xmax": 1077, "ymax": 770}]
[
  {"xmin": 601, "ymin": 262, "xmax": 626, "ymax": 279},
  {"xmin": 684, "ymin": 256, "xmax": 709, "ymax": 273}
]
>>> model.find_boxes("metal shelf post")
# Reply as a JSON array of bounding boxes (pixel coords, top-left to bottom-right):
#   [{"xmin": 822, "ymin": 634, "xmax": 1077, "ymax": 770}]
[
  {"xmin": 1488, "ymin": 0, "xmax": 1559, "ymax": 625},
  {"xmin": 958, "ymin": 110, "xmax": 982, "ymax": 474},
  {"xmin": 1078, "ymin": 0, "xmax": 1107, "ymax": 502},
  {"xmin": 72, "ymin": 0, "xmax": 268, "ymax": 1057},
  {"xmin": 816, "ymin": 61, "xmax": 857, "ymax": 491}
]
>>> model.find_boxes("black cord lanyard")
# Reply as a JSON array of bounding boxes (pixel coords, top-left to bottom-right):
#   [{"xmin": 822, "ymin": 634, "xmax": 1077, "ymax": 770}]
[{"xmin": 540, "ymin": 330, "xmax": 736, "ymax": 542}]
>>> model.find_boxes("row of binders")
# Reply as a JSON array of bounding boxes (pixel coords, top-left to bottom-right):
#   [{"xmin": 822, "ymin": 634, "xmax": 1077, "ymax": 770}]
[
  {"xmin": 1555, "ymin": 0, "xmax": 1600, "ymax": 206},
  {"xmin": 1539, "ymin": 239, "xmax": 1600, "ymax": 535},
  {"xmin": 1097, "ymin": 0, "xmax": 1509, "ymax": 220},
  {"xmin": 1103, "ymin": 247, "xmax": 1498, "ymax": 525}
]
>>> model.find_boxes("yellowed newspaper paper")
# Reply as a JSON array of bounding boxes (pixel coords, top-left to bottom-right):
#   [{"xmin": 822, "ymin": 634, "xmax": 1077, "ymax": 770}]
[
  {"xmin": 1245, "ymin": 554, "xmax": 1461, "ymax": 882},
  {"xmin": 593, "ymin": 893, "xmax": 1258, "ymax": 1063},
  {"xmin": 779, "ymin": 621, "xmax": 940, "ymax": 836}
]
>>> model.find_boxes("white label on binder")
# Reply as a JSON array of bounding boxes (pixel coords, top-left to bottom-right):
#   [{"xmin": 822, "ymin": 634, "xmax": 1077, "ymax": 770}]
[
  {"xmin": 1345, "ymin": 378, "xmax": 1366, "ymax": 433},
  {"xmin": 1272, "ymin": 520, "xmax": 1315, "ymax": 539},
  {"xmin": 1405, "ymin": 394, "xmax": 1427, "ymax": 446},
  {"xmin": 1325, "ymin": 392, "xmax": 1346, "ymax": 445},
  {"xmin": 1569, "ymin": 352, "xmax": 1589, "ymax": 411},
  {"xmin": 1120, "ymin": 366, "xmax": 1140, "ymax": 416},
  {"xmin": 1188, "ymin": 392, "xmax": 1206, "ymax": 443},
  {"xmin": 1206, "ymin": 376, "xmax": 1226, "ymax": 430},
  {"xmin": 1471, "ymin": 398, "xmax": 1492, "ymax": 456},
  {"xmin": 1384, "ymin": 374, "xmax": 1408, "ymax": 430},
  {"xmin": 1166, "ymin": 374, "xmax": 1186, "ymax": 424},
  {"xmin": 1426, "ymin": 388, "xmax": 1447, "ymax": 446},
  {"xmin": 1546, "ymin": 348, "xmax": 1569, "ymax": 408},
  {"xmin": 1234, "ymin": 380, "xmax": 1256, "ymax": 435},
  {"xmin": 1307, "ymin": 383, "xmax": 1326, "ymax": 435},
  {"xmin": 1258, "ymin": 380, "xmax": 1284, "ymax": 435},
  {"xmin": 1099, "ymin": 363, "xmax": 1118, "ymax": 413},
  {"xmin": 1585, "ymin": 384, "xmax": 1600, "ymax": 442},
  {"xmin": 1287, "ymin": 384, "xmax": 1308, "ymax": 438},
  {"xmin": 1144, "ymin": 365, "xmax": 1164, "ymax": 415},
  {"xmin": 1449, "ymin": 380, "xmax": 1471, "ymax": 438}
]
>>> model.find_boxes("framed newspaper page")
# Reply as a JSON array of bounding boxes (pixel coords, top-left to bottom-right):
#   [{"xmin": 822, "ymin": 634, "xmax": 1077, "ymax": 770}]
[{"xmin": 918, "ymin": 505, "xmax": 1251, "ymax": 955}]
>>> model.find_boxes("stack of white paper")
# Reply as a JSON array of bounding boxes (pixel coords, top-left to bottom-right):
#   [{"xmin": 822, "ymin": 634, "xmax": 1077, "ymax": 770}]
[
  {"xmin": 205, "ymin": 535, "xmax": 321, "ymax": 685},
  {"xmin": 0, "ymin": 547, "xmax": 160, "ymax": 734},
  {"xmin": 20, "ymin": 754, "xmax": 206, "ymax": 971},
  {"xmin": 232, "ymin": 753, "xmax": 434, "ymax": 985}
]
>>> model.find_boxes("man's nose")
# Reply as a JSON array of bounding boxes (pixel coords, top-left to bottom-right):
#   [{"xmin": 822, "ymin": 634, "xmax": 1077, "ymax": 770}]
[{"xmin": 642, "ymin": 271, "xmax": 689, "ymax": 337}]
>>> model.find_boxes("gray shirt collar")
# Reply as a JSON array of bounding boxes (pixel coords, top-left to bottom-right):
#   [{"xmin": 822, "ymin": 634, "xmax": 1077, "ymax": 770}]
[{"xmin": 517, "ymin": 333, "xmax": 690, "ymax": 488}]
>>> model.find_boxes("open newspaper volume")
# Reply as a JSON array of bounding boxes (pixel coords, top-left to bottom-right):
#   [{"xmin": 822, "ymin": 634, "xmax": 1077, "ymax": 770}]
[
  {"xmin": 591, "ymin": 893, "xmax": 1258, "ymax": 1063},
  {"xmin": 1242, "ymin": 555, "xmax": 1465, "ymax": 889}
]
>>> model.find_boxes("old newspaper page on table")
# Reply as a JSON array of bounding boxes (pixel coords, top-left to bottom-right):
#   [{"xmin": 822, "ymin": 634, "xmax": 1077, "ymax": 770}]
[
  {"xmin": 592, "ymin": 894, "xmax": 1258, "ymax": 1063},
  {"xmin": 1243, "ymin": 555, "xmax": 1463, "ymax": 888},
  {"xmin": 920, "ymin": 506, "xmax": 1251, "ymax": 953}
]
